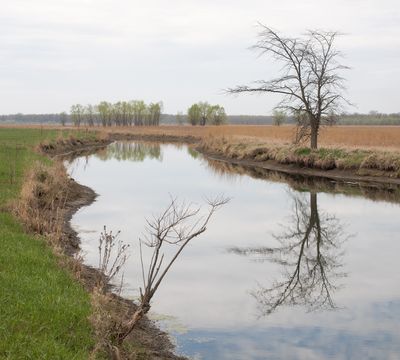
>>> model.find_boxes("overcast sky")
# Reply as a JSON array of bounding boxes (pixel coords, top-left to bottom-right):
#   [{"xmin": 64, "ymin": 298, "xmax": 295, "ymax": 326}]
[{"xmin": 1, "ymin": 0, "xmax": 399, "ymax": 115}]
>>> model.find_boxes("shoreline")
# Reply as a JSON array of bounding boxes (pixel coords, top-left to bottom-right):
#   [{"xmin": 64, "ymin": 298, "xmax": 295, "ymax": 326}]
[
  {"xmin": 202, "ymin": 151, "xmax": 400, "ymax": 188},
  {"xmin": 39, "ymin": 139, "xmax": 186, "ymax": 359},
  {"xmin": 52, "ymin": 131, "xmax": 400, "ymax": 189}
]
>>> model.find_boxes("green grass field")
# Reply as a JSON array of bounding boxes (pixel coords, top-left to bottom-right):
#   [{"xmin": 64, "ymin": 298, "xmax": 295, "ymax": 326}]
[{"xmin": 0, "ymin": 128, "xmax": 96, "ymax": 359}]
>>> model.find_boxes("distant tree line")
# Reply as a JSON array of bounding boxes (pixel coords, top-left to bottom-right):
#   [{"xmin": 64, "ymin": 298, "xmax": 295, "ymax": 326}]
[
  {"xmin": 178, "ymin": 111, "xmax": 400, "ymax": 126},
  {"xmin": 69, "ymin": 100, "xmax": 163, "ymax": 127},
  {"xmin": 338, "ymin": 111, "xmax": 400, "ymax": 125},
  {"xmin": 1, "ymin": 111, "xmax": 400, "ymax": 126},
  {"xmin": 0, "ymin": 113, "xmax": 68, "ymax": 124}
]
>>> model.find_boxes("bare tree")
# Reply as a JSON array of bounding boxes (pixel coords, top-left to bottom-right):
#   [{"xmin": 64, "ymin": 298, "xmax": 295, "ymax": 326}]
[
  {"xmin": 116, "ymin": 196, "xmax": 229, "ymax": 344},
  {"xmin": 228, "ymin": 25, "xmax": 349, "ymax": 149}
]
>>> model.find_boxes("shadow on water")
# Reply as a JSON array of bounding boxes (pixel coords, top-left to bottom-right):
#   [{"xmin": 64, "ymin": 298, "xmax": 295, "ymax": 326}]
[{"xmin": 229, "ymin": 191, "xmax": 348, "ymax": 315}]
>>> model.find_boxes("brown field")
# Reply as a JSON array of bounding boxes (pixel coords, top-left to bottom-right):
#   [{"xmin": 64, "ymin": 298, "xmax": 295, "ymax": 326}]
[
  {"xmin": 94, "ymin": 125, "xmax": 400, "ymax": 151},
  {"xmin": 2, "ymin": 124, "xmax": 400, "ymax": 151}
]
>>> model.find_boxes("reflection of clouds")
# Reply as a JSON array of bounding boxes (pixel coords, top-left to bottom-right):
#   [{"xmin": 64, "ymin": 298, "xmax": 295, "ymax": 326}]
[
  {"xmin": 69, "ymin": 141, "xmax": 400, "ymax": 359},
  {"xmin": 178, "ymin": 322, "xmax": 400, "ymax": 360}
]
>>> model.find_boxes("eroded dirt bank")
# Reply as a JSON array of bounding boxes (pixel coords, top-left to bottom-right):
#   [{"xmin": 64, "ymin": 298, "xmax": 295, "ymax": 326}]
[
  {"xmin": 203, "ymin": 151, "xmax": 400, "ymax": 188},
  {"xmin": 34, "ymin": 138, "xmax": 187, "ymax": 360}
]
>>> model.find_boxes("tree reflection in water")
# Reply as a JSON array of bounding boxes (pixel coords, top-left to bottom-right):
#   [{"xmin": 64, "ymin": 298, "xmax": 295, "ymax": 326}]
[
  {"xmin": 230, "ymin": 191, "xmax": 348, "ymax": 315},
  {"xmin": 96, "ymin": 141, "xmax": 162, "ymax": 162}
]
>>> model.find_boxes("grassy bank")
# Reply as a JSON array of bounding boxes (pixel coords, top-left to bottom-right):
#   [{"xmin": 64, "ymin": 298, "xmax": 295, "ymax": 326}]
[
  {"xmin": 0, "ymin": 128, "xmax": 97, "ymax": 359},
  {"xmin": 199, "ymin": 137, "xmax": 400, "ymax": 179}
]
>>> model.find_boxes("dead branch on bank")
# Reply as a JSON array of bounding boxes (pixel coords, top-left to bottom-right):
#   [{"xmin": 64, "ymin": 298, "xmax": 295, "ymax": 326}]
[{"xmin": 116, "ymin": 195, "xmax": 229, "ymax": 344}]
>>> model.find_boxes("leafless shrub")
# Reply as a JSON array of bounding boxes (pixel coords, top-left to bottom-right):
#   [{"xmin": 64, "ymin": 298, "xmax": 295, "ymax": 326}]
[{"xmin": 97, "ymin": 226, "xmax": 130, "ymax": 292}]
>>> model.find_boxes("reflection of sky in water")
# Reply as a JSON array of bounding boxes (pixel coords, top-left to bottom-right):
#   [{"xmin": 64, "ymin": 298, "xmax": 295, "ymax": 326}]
[{"xmin": 68, "ymin": 142, "xmax": 400, "ymax": 360}]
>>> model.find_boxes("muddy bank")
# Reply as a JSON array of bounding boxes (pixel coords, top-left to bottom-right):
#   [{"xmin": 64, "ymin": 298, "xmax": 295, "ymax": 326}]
[
  {"xmin": 110, "ymin": 132, "xmax": 199, "ymax": 144},
  {"xmin": 61, "ymin": 178, "xmax": 186, "ymax": 360},
  {"xmin": 38, "ymin": 137, "xmax": 111, "ymax": 157},
  {"xmin": 202, "ymin": 151, "xmax": 400, "ymax": 188},
  {"xmin": 203, "ymin": 156, "xmax": 400, "ymax": 204},
  {"xmin": 35, "ymin": 139, "xmax": 187, "ymax": 359}
]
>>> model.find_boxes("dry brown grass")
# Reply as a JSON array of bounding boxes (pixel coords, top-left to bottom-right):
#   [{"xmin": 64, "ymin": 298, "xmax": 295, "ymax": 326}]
[
  {"xmin": 199, "ymin": 136, "xmax": 400, "ymax": 178},
  {"xmin": 13, "ymin": 161, "xmax": 69, "ymax": 244},
  {"xmin": 3, "ymin": 124, "xmax": 400, "ymax": 150},
  {"xmin": 94, "ymin": 125, "xmax": 400, "ymax": 151}
]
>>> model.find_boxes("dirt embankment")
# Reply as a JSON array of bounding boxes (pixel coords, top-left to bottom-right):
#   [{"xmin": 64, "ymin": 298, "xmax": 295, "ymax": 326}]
[
  {"xmin": 109, "ymin": 132, "xmax": 199, "ymax": 144},
  {"xmin": 64, "ymin": 182, "xmax": 185, "ymax": 360},
  {"xmin": 203, "ymin": 156, "xmax": 400, "ymax": 203},
  {"xmin": 202, "ymin": 151, "xmax": 400, "ymax": 188},
  {"xmin": 24, "ymin": 137, "xmax": 187, "ymax": 360},
  {"xmin": 196, "ymin": 138, "xmax": 400, "ymax": 188},
  {"xmin": 38, "ymin": 137, "xmax": 111, "ymax": 157}
]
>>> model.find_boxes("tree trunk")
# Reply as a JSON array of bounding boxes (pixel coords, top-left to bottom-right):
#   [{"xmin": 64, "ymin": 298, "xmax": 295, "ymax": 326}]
[
  {"xmin": 310, "ymin": 129, "xmax": 318, "ymax": 149},
  {"xmin": 310, "ymin": 117, "xmax": 319, "ymax": 149},
  {"xmin": 117, "ymin": 307, "xmax": 145, "ymax": 345},
  {"xmin": 310, "ymin": 192, "xmax": 317, "ymax": 220}
]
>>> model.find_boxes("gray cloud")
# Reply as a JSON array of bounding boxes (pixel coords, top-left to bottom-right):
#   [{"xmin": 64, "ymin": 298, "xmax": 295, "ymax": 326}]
[{"xmin": 0, "ymin": 0, "xmax": 399, "ymax": 114}]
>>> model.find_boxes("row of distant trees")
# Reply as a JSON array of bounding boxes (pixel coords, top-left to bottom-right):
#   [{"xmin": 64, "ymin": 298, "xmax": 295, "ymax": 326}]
[
  {"xmin": 178, "ymin": 102, "xmax": 227, "ymax": 126},
  {"xmin": 271, "ymin": 110, "xmax": 400, "ymax": 127},
  {"xmin": 271, "ymin": 110, "xmax": 338, "ymax": 127},
  {"xmin": 1, "ymin": 111, "xmax": 399, "ymax": 126},
  {"xmin": 67, "ymin": 100, "xmax": 163, "ymax": 127}
]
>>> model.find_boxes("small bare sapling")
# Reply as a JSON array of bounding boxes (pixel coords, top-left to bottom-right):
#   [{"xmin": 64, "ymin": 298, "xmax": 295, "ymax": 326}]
[
  {"xmin": 97, "ymin": 226, "xmax": 130, "ymax": 292},
  {"xmin": 116, "ymin": 195, "xmax": 229, "ymax": 344}
]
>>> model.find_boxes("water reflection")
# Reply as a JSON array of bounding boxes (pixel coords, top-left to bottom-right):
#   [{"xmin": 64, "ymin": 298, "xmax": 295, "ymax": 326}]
[
  {"xmin": 68, "ymin": 141, "xmax": 400, "ymax": 360},
  {"xmin": 96, "ymin": 141, "xmax": 162, "ymax": 162},
  {"xmin": 187, "ymin": 147, "xmax": 200, "ymax": 159},
  {"xmin": 231, "ymin": 192, "xmax": 346, "ymax": 315},
  {"xmin": 203, "ymin": 155, "xmax": 400, "ymax": 204}
]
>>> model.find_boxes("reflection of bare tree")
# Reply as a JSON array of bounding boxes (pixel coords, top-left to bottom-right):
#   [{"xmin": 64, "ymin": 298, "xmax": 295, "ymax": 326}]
[
  {"xmin": 96, "ymin": 142, "xmax": 162, "ymax": 162},
  {"xmin": 230, "ymin": 191, "xmax": 347, "ymax": 315}
]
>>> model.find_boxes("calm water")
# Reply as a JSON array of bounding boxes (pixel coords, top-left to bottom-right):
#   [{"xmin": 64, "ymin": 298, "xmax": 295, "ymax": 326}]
[{"xmin": 68, "ymin": 142, "xmax": 400, "ymax": 360}]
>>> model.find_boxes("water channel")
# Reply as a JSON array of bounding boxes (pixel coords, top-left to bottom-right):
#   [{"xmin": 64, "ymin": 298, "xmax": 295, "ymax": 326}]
[{"xmin": 68, "ymin": 141, "xmax": 400, "ymax": 360}]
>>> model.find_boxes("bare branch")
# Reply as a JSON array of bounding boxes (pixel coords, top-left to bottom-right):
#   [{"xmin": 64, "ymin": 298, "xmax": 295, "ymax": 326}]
[{"xmin": 116, "ymin": 195, "xmax": 229, "ymax": 344}]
